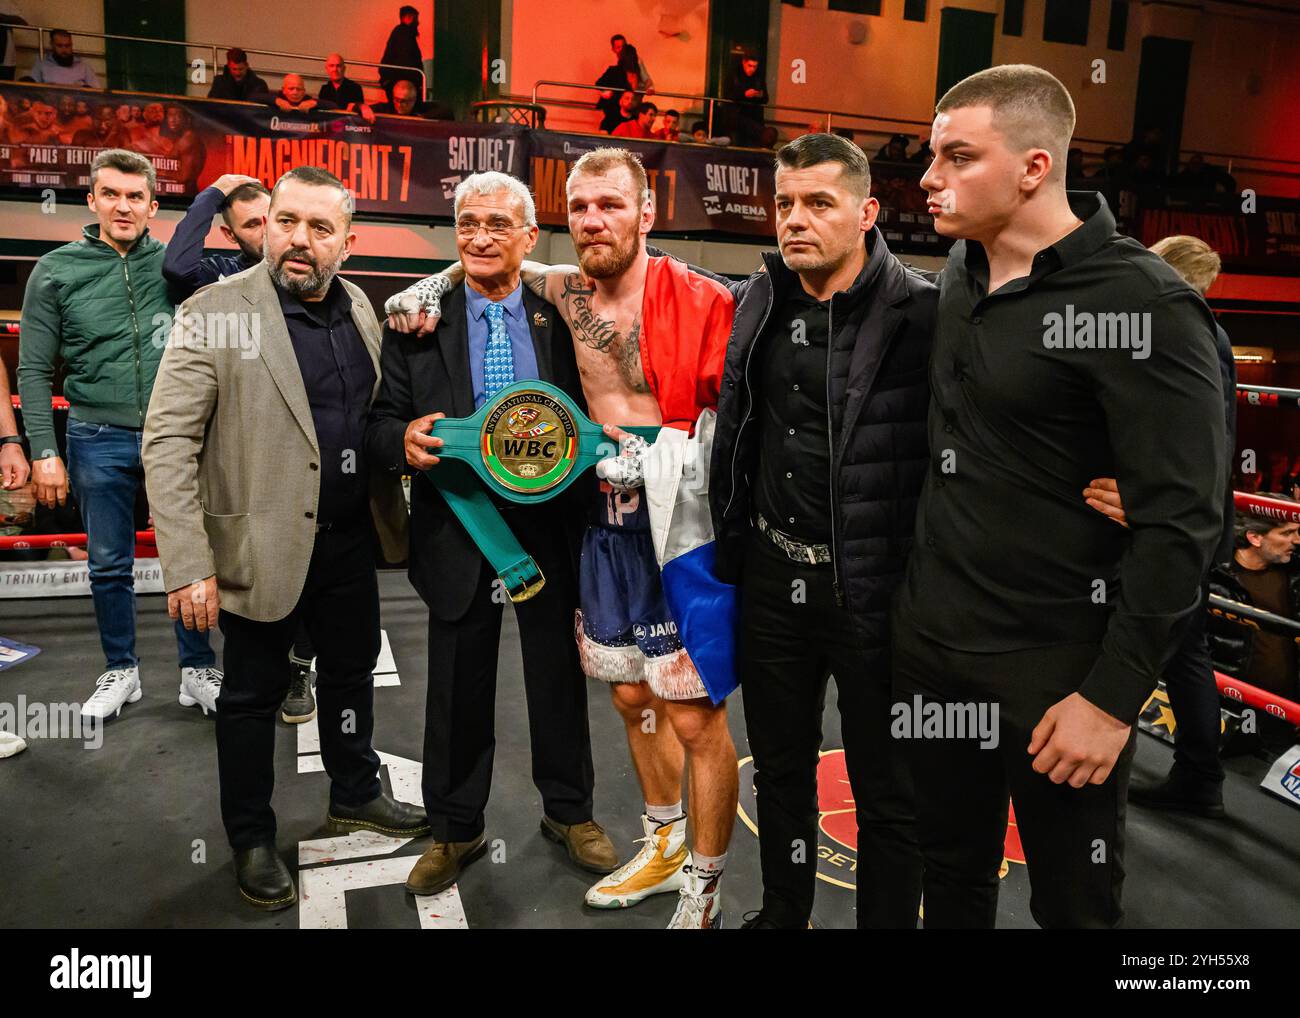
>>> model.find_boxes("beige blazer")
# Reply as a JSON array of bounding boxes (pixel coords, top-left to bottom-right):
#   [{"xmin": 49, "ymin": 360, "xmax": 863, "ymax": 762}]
[{"xmin": 142, "ymin": 262, "xmax": 409, "ymax": 623}]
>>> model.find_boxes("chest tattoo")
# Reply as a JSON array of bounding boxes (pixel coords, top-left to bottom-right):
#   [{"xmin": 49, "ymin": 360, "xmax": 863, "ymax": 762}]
[{"xmin": 562, "ymin": 273, "xmax": 650, "ymax": 393}]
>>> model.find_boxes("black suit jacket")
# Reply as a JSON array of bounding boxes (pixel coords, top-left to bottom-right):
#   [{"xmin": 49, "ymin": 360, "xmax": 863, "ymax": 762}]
[{"xmin": 366, "ymin": 281, "xmax": 587, "ymax": 621}]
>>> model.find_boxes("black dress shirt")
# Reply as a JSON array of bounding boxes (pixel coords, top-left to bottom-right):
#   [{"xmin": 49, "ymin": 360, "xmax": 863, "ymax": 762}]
[
  {"xmin": 895, "ymin": 191, "xmax": 1226, "ymax": 723},
  {"xmin": 753, "ymin": 287, "xmax": 833, "ymax": 542},
  {"xmin": 276, "ymin": 278, "xmax": 376, "ymax": 528}
]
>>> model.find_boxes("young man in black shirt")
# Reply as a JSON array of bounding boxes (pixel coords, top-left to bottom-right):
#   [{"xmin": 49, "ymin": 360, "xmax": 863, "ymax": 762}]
[{"xmin": 893, "ymin": 65, "xmax": 1225, "ymax": 928}]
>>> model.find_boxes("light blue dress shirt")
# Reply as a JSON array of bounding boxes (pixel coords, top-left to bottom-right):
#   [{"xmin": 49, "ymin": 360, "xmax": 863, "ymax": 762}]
[{"xmin": 464, "ymin": 280, "xmax": 540, "ymax": 409}]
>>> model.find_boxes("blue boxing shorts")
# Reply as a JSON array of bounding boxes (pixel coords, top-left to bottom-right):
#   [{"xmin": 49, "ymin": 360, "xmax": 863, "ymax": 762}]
[{"xmin": 576, "ymin": 480, "xmax": 707, "ymax": 700}]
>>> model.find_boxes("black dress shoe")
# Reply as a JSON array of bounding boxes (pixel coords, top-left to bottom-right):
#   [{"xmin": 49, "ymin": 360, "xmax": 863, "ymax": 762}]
[
  {"xmin": 1129, "ymin": 769, "xmax": 1225, "ymax": 819},
  {"xmin": 234, "ymin": 844, "xmax": 296, "ymax": 911},
  {"xmin": 327, "ymin": 791, "xmax": 430, "ymax": 837}
]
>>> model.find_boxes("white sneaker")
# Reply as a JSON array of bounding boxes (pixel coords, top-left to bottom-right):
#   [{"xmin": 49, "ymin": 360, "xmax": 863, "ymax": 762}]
[
  {"xmin": 666, "ymin": 864, "xmax": 723, "ymax": 929},
  {"xmin": 179, "ymin": 666, "xmax": 223, "ymax": 716},
  {"xmin": 0, "ymin": 731, "xmax": 26, "ymax": 758},
  {"xmin": 584, "ymin": 814, "xmax": 689, "ymax": 909},
  {"xmin": 81, "ymin": 667, "xmax": 142, "ymax": 720}
]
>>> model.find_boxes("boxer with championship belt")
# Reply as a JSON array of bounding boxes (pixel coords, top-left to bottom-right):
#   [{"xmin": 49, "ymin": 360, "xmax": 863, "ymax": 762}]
[
  {"xmin": 366, "ymin": 172, "xmax": 619, "ymax": 895},
  {"xmin": 386, "ymin": 150, "xmax": 739, "ymax": 930}
]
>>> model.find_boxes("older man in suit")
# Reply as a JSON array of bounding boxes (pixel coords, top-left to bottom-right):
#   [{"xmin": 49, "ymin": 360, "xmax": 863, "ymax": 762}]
[
  {"xmin": 367, "ymin": 171, "xmax": 618, "ymax": 896},
  {"xmin": 143, "ymin": 166, "xmax": 426, "ymax": 911}
]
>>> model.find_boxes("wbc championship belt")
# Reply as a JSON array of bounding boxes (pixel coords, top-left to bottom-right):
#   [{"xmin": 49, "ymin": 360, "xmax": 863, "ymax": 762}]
[{"xmin": 425, "ymin": 379, "xmax": 659, "ymax": 603}]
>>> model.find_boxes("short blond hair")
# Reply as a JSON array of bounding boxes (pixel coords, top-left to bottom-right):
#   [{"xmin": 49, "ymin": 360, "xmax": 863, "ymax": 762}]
[
  {"xmin": 566, "ymin": 147, "xmax": 651, "ymax": 207},
  {"xmin": 1149, "ymin": 235, "xmax": 1222, "ymax": 296},
  {"xmin": 936, "ymin": 64, "xmax": 1076, "ymax": 183}
]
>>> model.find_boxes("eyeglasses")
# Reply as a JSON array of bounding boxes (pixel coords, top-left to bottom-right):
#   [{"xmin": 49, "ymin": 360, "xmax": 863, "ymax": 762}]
[{"xmin": 455, "ymin": 219, "xmax": 528, "ymax": 241}]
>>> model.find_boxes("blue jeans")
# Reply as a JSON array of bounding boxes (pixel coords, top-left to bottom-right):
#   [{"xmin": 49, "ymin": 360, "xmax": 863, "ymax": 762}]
[{"xmin": 65, "ymin": 418, "xmax": 215, "ymax": 671}]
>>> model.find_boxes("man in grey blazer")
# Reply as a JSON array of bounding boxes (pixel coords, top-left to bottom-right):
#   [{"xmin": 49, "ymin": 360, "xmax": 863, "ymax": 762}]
[{"xmin": 143, "ymin": 166, "xmax": 425, "ymax": 911}]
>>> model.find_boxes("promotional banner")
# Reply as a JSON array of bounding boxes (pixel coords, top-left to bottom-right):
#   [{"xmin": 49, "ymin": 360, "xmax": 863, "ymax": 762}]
[
  {"xmin": 0, "ymin": 82, "xmax": 1293, "ymax": 262},
  {"xmin": 0, "ymin": 83, "xmax": 530, "ymax": 216},
  {"xmin": 529, "ymin": 129, "xmax": 775, "ymax": 236}
]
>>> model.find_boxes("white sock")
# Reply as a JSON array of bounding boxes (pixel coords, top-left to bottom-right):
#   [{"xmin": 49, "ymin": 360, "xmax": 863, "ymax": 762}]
[
  {"xmin": 646, "ymin": 800, "xmax": 684, "ymax": 824},
  {"xmin": 692, "ymin": 851, "xmax": 727, "ymax": 878}
]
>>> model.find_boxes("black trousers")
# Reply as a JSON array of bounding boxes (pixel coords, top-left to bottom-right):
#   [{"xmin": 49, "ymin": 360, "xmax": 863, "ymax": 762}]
[
  {"xmin": 739, "ymin": 530, "xmax": 921, "ymax": 929},
  {"xmin": 892, "ymin": 617, "xmax": 1138, "ymax": 929},
  {"xmin": 217, "ymin": 525, "xmax": 383, "ymax": 851},
  {"xmin": 421, "ymin": 517, "xmax": 595, "ymax": 842},
  {"xmin": 1162, "ymin": 584, "xmax": 1225, "ymax": 785}
]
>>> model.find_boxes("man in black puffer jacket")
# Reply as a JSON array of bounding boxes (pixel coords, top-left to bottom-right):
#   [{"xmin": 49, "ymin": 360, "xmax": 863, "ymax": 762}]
[
  {"xmin": 1207, "ymin": 510, "xmax": 1300, "ymax": 697},
  {"xmin": 709, "ymin": 134, "xmax": 936, "ymax": 929}
]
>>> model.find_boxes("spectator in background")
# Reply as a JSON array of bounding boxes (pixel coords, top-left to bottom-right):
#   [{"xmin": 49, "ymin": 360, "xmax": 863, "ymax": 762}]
[
  {"xmin": 610, "ymin": 34, "xmax": 654, "ymax": 92},
  {"xmin": 30, "ymin": 29, "xmax": 99, "ymax": 88},
  {"xmin": 1172, "ymin": 153, "xmax": 1237, "ymax": 199},
  {"xmin": 1065, "ymin": 147, "xmax": 1089, "ymax": 189},
  {"xmin": 1208, "ymin": 510, "xmax": 1300, "ymax": 701},
  {"xmin": 689, "ymin": 120, "xmax": 708, "ymax": 143},
  {"xmin": 372, "ymin": 79, "xmax": 454, "ymax": 120},
  {"xmin": 207, "ymin": 47, "xmax": 271, "ymax": 102},
  {"xmin": 875, "ymin": 133, "xmax": 909, "ymax": 162},
  {"xmin": 594, "ymin": 71, "xmax": 629, "ymax": 132},
  {"xmin": 613, "ymin": 100, "xmax": 657, "ymax": 139},
  {"xmin": 320, "ymin": 53, "xmax": 375, "ymax": 123},
  {"xmin": 601, "ymin": 88, "xmax": 636, "ymax": 135},
  {"xmin": 71, "ymin": 103, "xmax": 126, "ymax": 148},
  {"xmin": 1095, "ymin": 235, "xmax": 1236, "ymax": 820},
  {"xmin": 380, "ymin": 5, "xmax": 424, "ymax": 104},
  {"xmin": 54, "ymin": 94, "xmax": 91, "ymax": 144},
  {"xmin": 909, "ymin": 138, "xmax": 933, "ymax": 165},
  {"xmin": 163, "ymin": 174, "xmax": 267, "ymax": 303},
  {"xmin": 271, "ymin": 74, "xmax": 326, "ymax": 113},
  {"xmin": 17, "ymin": 149, "xmax": 222, "ymax": 725},
  {"xmin": 758, "ymin": 124, "xmax": 780, "ymax": 149},
  {"xmin": 726, "ymin": 51, "xmax": 767, "ymax": 147},
  {"xmin": 0, "ymin": 1, "xmax": 28, "ymax": 82},
  {"xmin": 654, "ymin": 108, "xmax": 681, "ymax": 142}
]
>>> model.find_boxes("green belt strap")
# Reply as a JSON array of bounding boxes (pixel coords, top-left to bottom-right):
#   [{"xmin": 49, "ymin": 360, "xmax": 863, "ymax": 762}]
[{"xmin": 425, "ymin": 380, "xmax": 660, "ymax": 603}]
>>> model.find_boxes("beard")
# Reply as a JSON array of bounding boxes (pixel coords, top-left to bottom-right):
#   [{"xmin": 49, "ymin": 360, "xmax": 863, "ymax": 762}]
[
  {"xmin": 236, "ymin": 238, "xmax": 263, "ymax": 263},
  {"xmin": 575, "ymin": 227, "xmax": 639, "ymax": 280},
  {"xmin": 267, "ymin": 245, "xmax": 341, "ymax": 297}
]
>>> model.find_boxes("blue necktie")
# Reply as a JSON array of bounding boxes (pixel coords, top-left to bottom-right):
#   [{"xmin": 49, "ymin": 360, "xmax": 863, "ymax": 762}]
[{"xmin": 483, "ymin": 301, "xmax": 515, "ymax": 399}]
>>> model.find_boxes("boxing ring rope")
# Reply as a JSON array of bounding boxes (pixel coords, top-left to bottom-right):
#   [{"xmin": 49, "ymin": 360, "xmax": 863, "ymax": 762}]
[
  {"xmin": 1206, "ymin": 594, "xmax": 1300, "ymax": 724},
  {"xmin": 0, "ymin": 532, "xmax": 155, "ymax": 550}
]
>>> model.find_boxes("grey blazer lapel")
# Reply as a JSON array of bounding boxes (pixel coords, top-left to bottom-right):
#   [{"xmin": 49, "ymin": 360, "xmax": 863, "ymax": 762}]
[{"xmin": 245, "ymin": 266, "xmax": 319, "ymax": 454}]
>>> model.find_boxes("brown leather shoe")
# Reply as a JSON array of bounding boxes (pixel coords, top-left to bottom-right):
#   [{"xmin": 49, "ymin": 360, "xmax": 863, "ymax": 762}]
[
  {"xmin": 540, "ymin": 816, "xmax": 620, "ymax": 874},
  {"xmin": 404, "ymin": 834, "xmax": 487, "ymax": 896}
]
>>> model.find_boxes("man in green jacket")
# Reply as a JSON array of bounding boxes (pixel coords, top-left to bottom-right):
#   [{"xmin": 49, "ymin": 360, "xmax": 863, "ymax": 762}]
[{"xmin": 18, "ymin": 148, "xmax": 222, "ymax": 723}]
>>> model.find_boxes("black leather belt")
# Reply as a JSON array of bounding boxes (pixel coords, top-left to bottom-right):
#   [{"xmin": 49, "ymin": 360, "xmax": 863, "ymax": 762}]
[{"xmin": 755, "ymin": 512, "xmax": 832, "ymax": 565}]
